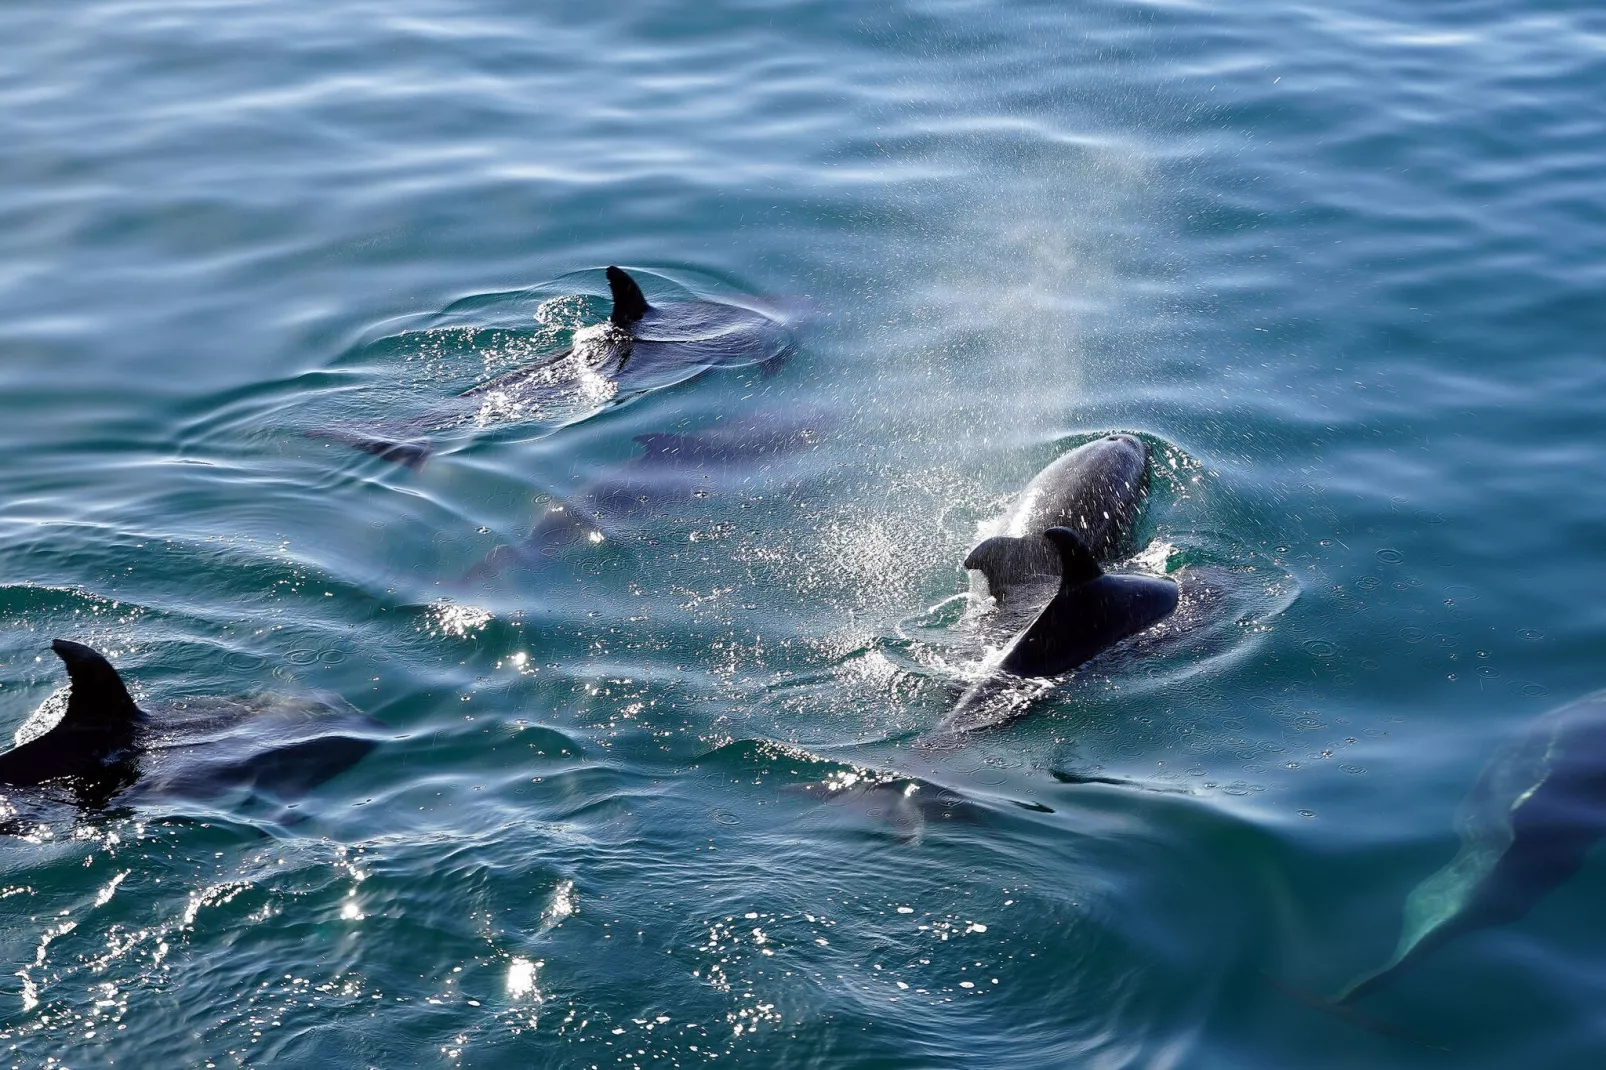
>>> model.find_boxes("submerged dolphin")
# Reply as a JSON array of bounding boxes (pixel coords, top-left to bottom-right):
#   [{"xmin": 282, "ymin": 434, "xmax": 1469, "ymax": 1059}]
[
  {"xmin": 317, "ymin": 266, "xmax": 794, "ymax": 468},
  {"xmin": 0, "ymin": 640, "xmax": 382, "ymax": 816},
  {"xmin": 965, "ymin": 434, "xmax": 1150, "ymax": 614},
  {"xmin": 466, "ymin": 412, "xmax": 824, "ymax": 579},
  {"xmin": 935, "ymin": 527, "xmax": 1178, "ymax": 738},
  {"xmin": 1339, "ymin": 691, "xmax": 1606, "ymax": 1003}
]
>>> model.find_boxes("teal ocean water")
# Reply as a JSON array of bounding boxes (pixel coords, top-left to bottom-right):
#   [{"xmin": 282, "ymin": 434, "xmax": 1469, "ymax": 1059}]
[{"xmin": 3, "ymin": 0, "xmax": 1605, "ymax": 1065}]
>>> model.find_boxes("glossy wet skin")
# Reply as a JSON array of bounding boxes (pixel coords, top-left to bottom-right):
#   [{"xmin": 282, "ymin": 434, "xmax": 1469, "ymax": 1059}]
[
  {"xmin": 966, "ymin": 434, "xmax": 1150, "ymax": 613},
  {"xmin": 938, "ymin": 528, "xmax": 1179, "ymax": 738},
  {"xmin": 1004, "ymin": 434, "xmax": 1149, "ymax": 550},
  {"xmin": 0, "ymin": 640, "xmax": 143, "ymax": 795}
]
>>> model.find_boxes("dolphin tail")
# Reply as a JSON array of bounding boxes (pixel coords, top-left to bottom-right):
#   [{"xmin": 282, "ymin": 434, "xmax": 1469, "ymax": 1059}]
[
  {"xmin": 606, "ymin": 266, "xmax": 650, "ymax": 326},
  {"xmin": 305, "ymin": 428, "xmax": 433, "ymax": 470},
  {"xmin": 51, "ymin": 640, "xmax": 144, "ymax": 729}
]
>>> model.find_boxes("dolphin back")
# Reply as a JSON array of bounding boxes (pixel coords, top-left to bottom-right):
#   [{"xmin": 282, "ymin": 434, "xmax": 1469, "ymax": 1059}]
[
  {"xmin": 998, "ymin": 528, "xmax": 1178, "ymax": 678},
  {"xmin": 1009, "ymin": 434, "xmax": 1149, "ymax": 554}
]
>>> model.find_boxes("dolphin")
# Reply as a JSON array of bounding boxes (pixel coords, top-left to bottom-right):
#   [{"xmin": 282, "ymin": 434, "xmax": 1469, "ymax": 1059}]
[
  {"xmin": 934, "ymin": 527, "xmax": 1178, "ymax": 738},
  {"xmin": 791, "ymin": 770, "xmax": 1054, "ymax": 844},
  {"xmin": 465, "ymin": 412, "xmax": 824, "ymax": 580},
  {"xmin": 964, "ymin": 434, "xmax": 1150, "ymax": 614},
  {"xmin": 318, "ymin": 266, "xmax": 794, "ymax": 467},
  {"xmin": 1338, "ymin": 691, "xmax": 1606, "ymax": 1003},
  {"xmin": 0, "ymin": 640, "xmax": 383, "ymax": 816}
]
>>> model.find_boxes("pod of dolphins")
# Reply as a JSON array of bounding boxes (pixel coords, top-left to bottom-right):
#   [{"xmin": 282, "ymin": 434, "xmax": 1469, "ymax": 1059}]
[{"xmin": 2, "ymin": 265, "xmax": 1600, "ymax": 1024}]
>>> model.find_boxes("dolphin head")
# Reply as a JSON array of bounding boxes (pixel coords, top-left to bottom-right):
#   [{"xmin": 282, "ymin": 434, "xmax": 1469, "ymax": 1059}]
[
  {"xmin": 1031, "ymin": 434, "xmax": 1151, "ymax": 555},
  {"xmin": 1080, "ymin": 434, "xmax": 1148, "ymax": 486},
  {"xmin": 1100, "ymin": 432, "xmax": 1146, "ymax": 455}
]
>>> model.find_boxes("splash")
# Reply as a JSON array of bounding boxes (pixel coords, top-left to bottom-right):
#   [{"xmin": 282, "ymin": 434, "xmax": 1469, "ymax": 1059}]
[
  {"xmin": 539, "ymin": 878, "xmax": 576, "ymax": 931},
  {"xmin": 424, "ymin": 601, "xmax": 493, "ymax": 638}
]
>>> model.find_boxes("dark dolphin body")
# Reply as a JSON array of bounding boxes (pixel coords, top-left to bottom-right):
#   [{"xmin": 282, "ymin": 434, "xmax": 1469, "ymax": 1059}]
[
  {"xmin": 934, "ymin": 527, "xmax": 1178, "ymax": 739},
  {"xmin": 965, "ymin": 434, "xmax": 1150, "ymax": 614},
  {"xmin": 1339, "ymin": 691, "xmax": 1606, "ymax": 1003},
  {"xmin": 318, "ymin": 266, "xmax": 794, "ymax": 468},
  {"xmin": 0, "ymin": 640, "xmax": 382, "ymax": 820}
]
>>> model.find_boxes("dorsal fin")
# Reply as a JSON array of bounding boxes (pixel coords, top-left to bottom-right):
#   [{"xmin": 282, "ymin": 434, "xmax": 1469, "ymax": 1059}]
[
  {"xmin": 606, "ymin": 266, "xmax": 650, "ymax": 326},
  {"xmin": 52, "ymin": 639, "xmax": 143, "ymax": 728},
  {"xmin": 1043, "ymin": 527, "xmax": 1102, "ymax": 588}
]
